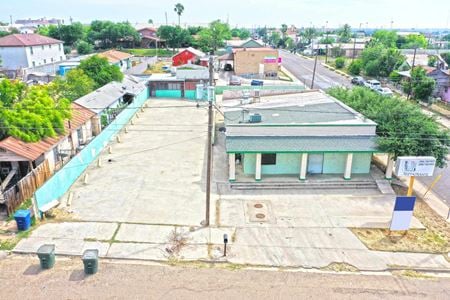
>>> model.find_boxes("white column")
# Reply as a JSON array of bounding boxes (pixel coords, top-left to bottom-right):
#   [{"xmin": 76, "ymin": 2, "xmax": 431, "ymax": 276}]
[
  {"xmin": 229, "ymin": 153, "xmax": 236, "ymax": 181},
  {"xmin": 385, "ymin": 153, "xmax": 394, "ymax": 180},
  {"xmin": 255, "ymin": 153, "xmax": 262, "ymax": 181},
  {"xmin": 300, "ymin": 153, "xmax": 308, "ymax": 180},
  {"xmin": 344, "ymin": 153, "xmax": 353, "ymax": 180}
]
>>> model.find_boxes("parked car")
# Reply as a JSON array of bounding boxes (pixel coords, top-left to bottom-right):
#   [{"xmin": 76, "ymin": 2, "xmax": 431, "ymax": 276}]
[
  {"xmin": 366, "ymin": 79, "xmax": 381, "ymax": 90},
  {"xmin": 375, "ymin": 87, "xmax": 394, "ymax": 97},
  {"xmin": 251, "ymin": 80, "xmax": 264, "ymax": 86},
  {"xmin": 351, "ymin": 76, "xmax": 365, "ymax": 85},
  {"xmin": 229, "ymin": 76, "xmax": 241, "ymax": 86}
]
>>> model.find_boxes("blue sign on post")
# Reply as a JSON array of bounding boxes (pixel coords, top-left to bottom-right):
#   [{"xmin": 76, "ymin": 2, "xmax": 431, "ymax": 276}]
[{"xmin": 390, "ymin": 196, "xmax": 417, "ymax": 231}]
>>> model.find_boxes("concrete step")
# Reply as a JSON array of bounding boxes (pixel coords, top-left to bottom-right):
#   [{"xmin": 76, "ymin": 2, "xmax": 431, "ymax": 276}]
[{"xmin": 230, "ymin": 180, "xmax": 378, "ymax": 190}]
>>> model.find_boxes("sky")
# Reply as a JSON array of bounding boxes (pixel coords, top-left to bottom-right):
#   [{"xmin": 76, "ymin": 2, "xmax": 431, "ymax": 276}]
[{"xmin": 1, "ymin": 0, "xmax": 450, "ymax": 29}]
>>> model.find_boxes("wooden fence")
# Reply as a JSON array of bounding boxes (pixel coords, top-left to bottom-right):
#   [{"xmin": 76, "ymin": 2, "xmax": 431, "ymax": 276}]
[{"xmin": 2, "ymin": 160, "xmax": 52, "ymax": 216}]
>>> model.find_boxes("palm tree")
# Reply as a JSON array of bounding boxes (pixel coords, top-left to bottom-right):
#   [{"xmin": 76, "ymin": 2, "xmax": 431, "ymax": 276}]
[{"xmin": 174, "ymin": 3, "xmax": 185, "ymax": 27}]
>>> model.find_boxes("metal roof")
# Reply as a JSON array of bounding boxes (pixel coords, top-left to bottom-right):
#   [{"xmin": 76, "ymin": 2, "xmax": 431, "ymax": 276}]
[
  {"xmin": 225, "ymin": 136, "xmax": 379, "ymax": 153},
  {"xmin": 0, "ymin": 34, "xmax": 62, "ymax": 47},
  {"xmin": 75, "ymin": 75, "xmax": 147, "ymax": 114}
]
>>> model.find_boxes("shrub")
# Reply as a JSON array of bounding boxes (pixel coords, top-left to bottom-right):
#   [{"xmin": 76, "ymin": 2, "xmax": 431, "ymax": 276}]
[
  {"xmin": 63, "ymin": 46, "xmax": 72, "ymax": 55},
  {"xmin": 76, "ymin": 40, "xmax": 93, "ymax": 55},
  {"xmin": 348, "ymin": 59, "xmax": 363, "ymax": 75},
  {"xmin": 335, "ymin": 57, "xmax": 345, "ymax": 69}
]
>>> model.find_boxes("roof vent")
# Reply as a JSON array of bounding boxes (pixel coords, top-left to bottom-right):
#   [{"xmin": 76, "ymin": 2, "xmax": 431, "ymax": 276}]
[{"xmin": 248, "ymin": 113, "xmax": 262, "ymax": 123}]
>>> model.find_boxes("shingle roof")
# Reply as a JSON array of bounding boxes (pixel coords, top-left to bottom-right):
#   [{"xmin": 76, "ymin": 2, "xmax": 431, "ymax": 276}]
[
  {"xmin": 0, "ymin": 34, "xmax": 62, "ymax": 47},
  {"xmin": 98, "ymin": 50, "xmax": 133, "ymax": 64},
  {"xmin": 0, "ymin": 103, "xmax": 95, "ymax": 161},
  {"xmin": 225, "ymin": 136, "xmax": 379, "ymax": 153}
]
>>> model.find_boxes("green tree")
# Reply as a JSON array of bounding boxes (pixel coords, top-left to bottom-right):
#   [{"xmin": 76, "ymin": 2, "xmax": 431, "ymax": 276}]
[
  {"xmin": 77, "ymin": 55, "xmax": 123, "ymax": 89},
  {"xmin": 238, "ymin": 28, "xmax": 251, "ymax": 39},
  {"xmin": 320, "ymin": 36, "xmax": 335, "ymax": 44},
  {"xmin": 441, "ymin": 53, "xmax": 450, "ymax": 65},
  {"xmin": 337, "ymin": 24, "xmax": 352, "ymax": 43},
  {"xmin": 0, "ymin": 82, "xmax": 71, "ymax": 142},
  {"xmin": 50, "ymin": 69, "xmax": 95, "ymax": 101},
  {"xmin": 148, "ymin": 19, "xmax": 153, "ymax": 24},
  {"xmin": 409, "ymin": 67, "xmax": 436, "ymax": 101},
  {"xmin": 300, "ymin": 27, "xmax": 317, "ymax": 44},
  {"xmin": 76, "ymin": 40, "xmax": 93, "ymax": 54},
  {"xmin": 372, "ymin": 30, "xmax": 398, "ymax": 48},
  {"xmin": 157, "ymin": 25, "xmax": 191, "ymax": 52},
  {"xmin": 328, "ymin": 87, "xmax": 449, "ymax": 167},
  {"xmin": 197, "ymin": 20, "xmax": 231, "ymax": 53},
  {"xmin": 88, "ymin": 21, "xmax": 140, "ymax": 48},
  {"xmin": 402, "ymin": 34, "xmax": 428, "ymax": 49},
  {"xmin": 334, "ymin": 57, "xmax": 346, "ymax": 69},
  {"xmin": 348, "ymin": 59, "xmax": 363, "ymax": 75},
  {"xmin": 281, "ymin": 24, "xmax": 288, "ymax": 39},
  {"xmin": 174, "ymin": 3, "xmax": 185, "ymax": 26},
  {"xmin": 269, "ymin": 31, "xmax": 281, "ymax": 47},
  {"xmin": 0, "ymin": 79, "xmax": 26, "ymax": 107},
  {"xmin": 428, "ymin": 55, "xmax": 437, "ymax": 67}
]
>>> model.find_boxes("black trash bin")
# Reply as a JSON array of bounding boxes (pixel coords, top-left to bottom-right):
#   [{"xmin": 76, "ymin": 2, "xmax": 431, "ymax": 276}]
[
  {"xmin": 37, "ymin": 244, "xmax": 55, "ymax": 269},
  {"xmin": 82, "ymin": 249, "xmax": 99, "ymax": 275}
]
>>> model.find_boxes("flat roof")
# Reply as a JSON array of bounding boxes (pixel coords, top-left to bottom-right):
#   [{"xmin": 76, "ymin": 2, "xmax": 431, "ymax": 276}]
[{"xmin": 224, "ymin": 90, "xmax": 377, "ymax": 126}]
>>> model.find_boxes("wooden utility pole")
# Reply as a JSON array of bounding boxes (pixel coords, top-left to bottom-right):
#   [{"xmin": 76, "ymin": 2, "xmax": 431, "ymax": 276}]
[
  {"xmin": 311, "ymin": 45, "xmax": 318, "ymax": 89},
  {"xmin": 205, "ymin": 55, "xmax": 214, "ymax": 226},
  {"xmin": 407, "ymin": 47, "xmax": 417, "ymax": 100}
]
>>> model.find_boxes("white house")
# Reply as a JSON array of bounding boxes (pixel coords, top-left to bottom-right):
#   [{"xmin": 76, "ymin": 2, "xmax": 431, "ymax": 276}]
[{"xmin": 0, "ymin": 34, "xmax": 65, "ymax": 71}]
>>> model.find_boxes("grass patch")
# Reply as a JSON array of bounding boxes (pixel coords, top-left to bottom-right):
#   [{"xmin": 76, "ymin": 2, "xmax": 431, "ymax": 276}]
[
  {"xmin": 393, "ymin": 270, "xmax": 435, "ymax": 280},
  {"xmin": 0, "ymin": 217, "xmax": 37, "ymax": 251},
  {"xmin": 278, "ymin": 70, "xmax": 293, "ymax": 82},
  {"xmin": 144, "ymin": 61, "xmax": 170, "ymax": 74},
  {"xmin": 123, "ymin": 48, "xmax": 173, "ymax": 57},
  {"xmin": 352, "ymin": 185, "xmax": 450, "ymax": 254},
  {"xmin": 321, "ymin": 262, "xmax": 359, "ymax": 272}
]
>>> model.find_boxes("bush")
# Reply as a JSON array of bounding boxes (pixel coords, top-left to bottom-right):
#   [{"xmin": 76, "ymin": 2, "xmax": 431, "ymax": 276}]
[
  {"xmin": 335, "ymin": 57, "xmax": 346, "ymax": 69},
  {"xmin": 348, "ymin": 59, "xmax": 363, "ymax": 75},
  {"xmin": 364, "ymin": 60, "xmax": 380, "ymax": 77},
  {"xmin": 76, "ymin": 40, "xmax": 93, "ymax": 55},
  {"xmin": 389, "ymin": 71, "xmax": 401, "ymax": 83}
]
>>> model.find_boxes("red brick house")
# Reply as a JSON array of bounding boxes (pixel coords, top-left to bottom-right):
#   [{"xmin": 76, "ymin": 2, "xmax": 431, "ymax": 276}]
[{"xmin": 172, "ymin": 47, "xmax": 206, "ymax": 67}]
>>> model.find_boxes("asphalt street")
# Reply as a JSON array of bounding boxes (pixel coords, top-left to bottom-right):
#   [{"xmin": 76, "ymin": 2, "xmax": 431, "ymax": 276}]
[
  {"xmin": 280, "ymin": 50, "xmax": 352, "ymax": 90},
  {"xmin": 0, "ymin": 256, "xmax": 449, "ymax": 299}
]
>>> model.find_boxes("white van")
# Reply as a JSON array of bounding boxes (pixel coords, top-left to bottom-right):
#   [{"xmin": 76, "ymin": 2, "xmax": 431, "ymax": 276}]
[{"xmin": 367, "ymin": 80, "xmax": 381, "ymax": 90}]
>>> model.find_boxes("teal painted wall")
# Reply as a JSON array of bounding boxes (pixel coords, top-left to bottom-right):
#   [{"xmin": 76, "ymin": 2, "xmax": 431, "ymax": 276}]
[
  {"xmin": 155, "ymin": 90, "xmax": 182, "ymax": 98},
  {"xmin": 35, "ymin": 87, "xmax": 149, "ymax": 211},
  {"xmin": 352, "ymin": 153, "xmax": 372, "ymax": 174},
  {"xmin": 323, "ymin": 153, "xmax": 347, "ymax": 174},
  {"xmin": 243, "ymin": 153, "xmax": 301, "ymax": 175},
  {"xmin": 185, "ymin": 90, "xmax": 196, "ymax": 100}
]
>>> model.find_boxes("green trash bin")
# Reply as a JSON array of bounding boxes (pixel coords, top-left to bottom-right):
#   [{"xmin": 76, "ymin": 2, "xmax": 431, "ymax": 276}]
[
  {"xmin": 82, "ymin": 249, "xmax": 99, "ymax": 275},
  {"xmin": 37, "ymin": 244, "xmax": 55, "ymax": 269}
]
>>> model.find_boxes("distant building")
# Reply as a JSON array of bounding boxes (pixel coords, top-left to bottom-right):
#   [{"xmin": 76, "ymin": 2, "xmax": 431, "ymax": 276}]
[
  {"xmin": 98, "ymin": 49, "xmax": 134, "ymax": 72},
  {"xmin": 231, "ymin": 48, "xmax": 280, "ymax": 78},
  {"xmin": 15, "ymin": 18, "xmax": 63, "ymax": 27},
  {"xmin": 225, "ymin": 39, "xmax": 264, "ymax": 53},
  {"xmin": 0, "ymin": 34, "xmax": 65, "ymax": 71},
  {"xmin": 172, "ymin": 47, "xmax": 206, "ymax": 67}
]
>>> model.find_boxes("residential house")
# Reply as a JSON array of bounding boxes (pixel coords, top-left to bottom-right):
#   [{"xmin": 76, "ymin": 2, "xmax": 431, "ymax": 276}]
[
  {"xmin": 428, "ymin": 68, "xmax": 450, "ymax": 102},
  {"xmin": 223, "ymin": 90, "xmax": 380, "ymax": 182},
  {"xmin": 148, "ymin": 64, "xmax": 210, "ymax": 100},
  {"xmin": 0, "ymin": 34, "xmax": 65, "ymax": 71},
  {"xmin": 232, "ymin": 48, "xmax": 280, "ymax": 78},
  {"xmin": 0, "ymin": 102, "xmax": 95, "ymax": 187},
  {"xmin": 98, "ymin": 50, "xmax": 134, "ymax": 72},
  {"xmin": 137, "ymin": 27, "xmax": 166, "ymax": 48},
  {"xmin": 225, "ymin": 39, "xmax": 264, "ymax": 53},
  {"xmin": 172, "ymin": 47, "xmax": 206, "ymax": 67},
  {"xmin": 75, "ymin": 75, "xmax": 148, "ymax": 131}
]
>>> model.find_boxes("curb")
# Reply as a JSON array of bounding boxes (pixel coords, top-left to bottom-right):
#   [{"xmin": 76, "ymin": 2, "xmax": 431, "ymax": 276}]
[{"xmin": 321, "ymin": 63, "xmax": 351, "ymax": 79}]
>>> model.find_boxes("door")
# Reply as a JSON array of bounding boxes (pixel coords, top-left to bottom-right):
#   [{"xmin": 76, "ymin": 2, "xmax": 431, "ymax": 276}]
[{"xmin": 307, "ymin": 154, "xmax": 324, "ymax": 174}]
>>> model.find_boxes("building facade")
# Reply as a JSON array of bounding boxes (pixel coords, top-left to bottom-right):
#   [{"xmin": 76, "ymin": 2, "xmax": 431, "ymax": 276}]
[
  {"xmin": 0, "ymin": 34, "xmax": 65, "ymax": 70},
  {"xmin": 233, "ymin": 48, "xmax": 279, "ymax": 78},
  {"xmin": 172, "ymin": 47, "xmax": 206, "ymax": 67},
  {"xmin": 224, "ymin": 91, "xmax": 379, "ymax": 182}
]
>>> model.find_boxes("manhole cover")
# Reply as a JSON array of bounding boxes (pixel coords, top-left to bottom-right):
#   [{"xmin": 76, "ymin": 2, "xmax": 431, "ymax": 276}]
[
  {"xmin": 256, "ymin": 213, "xmax": 266, "ymax": 219},
  {"xmin": 254, "ymin": 204, "xmax": 263, "ymax": 208}
]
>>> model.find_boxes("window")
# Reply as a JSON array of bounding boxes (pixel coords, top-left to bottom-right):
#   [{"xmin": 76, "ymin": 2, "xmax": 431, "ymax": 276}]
[
  {"xmin": 30, "ymin": 47, "xmax": 33, "ymax": 54},
  {"xmin": 261, "ymin": 154, "xmax": 277, "ymax": 165},
  {"xmin": 42, "ymin": 45, "xmax": 45, "ymax": 50},
  {"xmin": 58, "ymin": 44, "xmax": 61, "ymax": 51},
  {"xmin": 43, "ymin": 59, "xmax": 47, "ymax": 64},
  {"xmin": 32, "ymin": 61, "xmax": 36, "ymax": 67},
  {"xmin": 51, "ymin": 58, "xmax": 54, "ymax": 62},
  {"xmin": 49, "ymin": 44, "xmax": 52, "ymax": 49},
  {"xmin": 60, "ymin": 56, "xmax": 63, "ymax": 61}
]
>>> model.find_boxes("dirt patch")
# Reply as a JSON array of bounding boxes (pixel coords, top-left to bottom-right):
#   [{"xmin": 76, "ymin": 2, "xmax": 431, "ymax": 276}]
[
  {"xmin": 352, "ymin": 185, "xmax": 450, "ymax": 254},
  {"xmin": 321, "ymin": 262, "xmax": 359, "ymax": 272},
  {"xmin": 144, "ymin": 61, "xmax": 168, "ymax": 75}
]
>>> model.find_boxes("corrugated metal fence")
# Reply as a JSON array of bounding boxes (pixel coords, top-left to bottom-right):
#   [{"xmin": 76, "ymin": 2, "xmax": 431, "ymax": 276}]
[{"xmin": 34, "ymin": 88, "xmax": 149, "ymax": 211}]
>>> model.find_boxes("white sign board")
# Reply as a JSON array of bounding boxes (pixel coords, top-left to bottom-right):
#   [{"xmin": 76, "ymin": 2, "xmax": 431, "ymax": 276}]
[{"xmin": 395, "ymin": 156, "xmax": 436, "ymax": 177}]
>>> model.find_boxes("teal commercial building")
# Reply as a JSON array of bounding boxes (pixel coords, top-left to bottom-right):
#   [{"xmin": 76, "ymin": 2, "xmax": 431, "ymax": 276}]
[{"xmin": 224, "ymin": 90, "xmax": 380, "ymax": 181}]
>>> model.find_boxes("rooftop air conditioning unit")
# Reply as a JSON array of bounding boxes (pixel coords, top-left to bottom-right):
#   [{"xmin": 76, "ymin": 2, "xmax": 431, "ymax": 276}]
[{"xmin": 248, "ymin": 113, "xmax": 262, "ymax": 123}]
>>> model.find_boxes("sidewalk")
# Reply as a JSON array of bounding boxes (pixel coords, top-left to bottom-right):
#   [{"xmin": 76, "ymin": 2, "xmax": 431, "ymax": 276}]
[{"xmin": 13, "ymin": 222, "xmax": 450, "ymax": 272}]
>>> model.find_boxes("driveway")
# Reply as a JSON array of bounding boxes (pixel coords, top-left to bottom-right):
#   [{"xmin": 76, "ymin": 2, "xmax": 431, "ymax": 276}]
[{"xmin": 67, "ymin": 99, "xmax": 209, "ymax": 225}]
